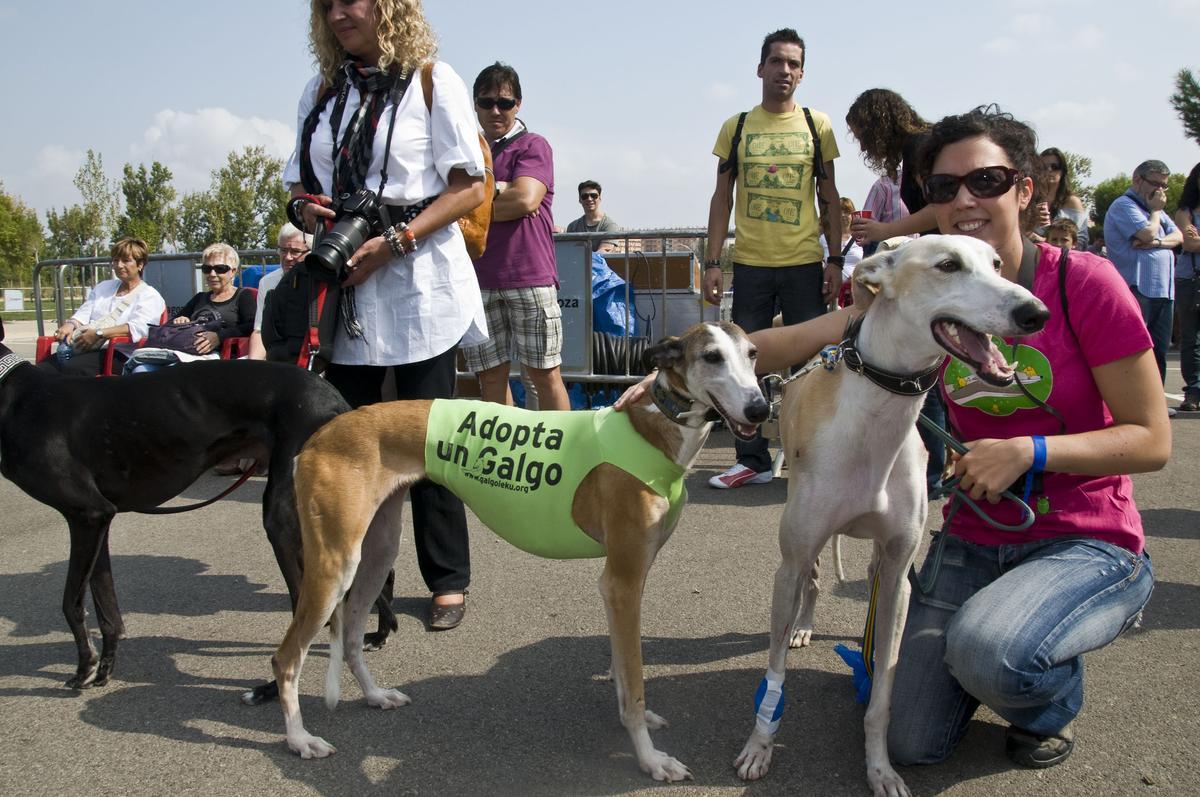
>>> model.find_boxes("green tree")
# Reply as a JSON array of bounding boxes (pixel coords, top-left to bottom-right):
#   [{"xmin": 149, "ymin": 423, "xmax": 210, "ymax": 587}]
[
  {"xmin": 0, "ymin": 183, "xmax": 44, "ymax": 285},
  {"xmin": 73, "ymin": 149, "xmax": 121, "ymax": 255},
  {"xmin": 115, "ymin": 161, "xmax": 177, "ymax": 252},
  {"xmin": 176, "ymin": 147, "xmax": 288, "ymax": 251},
  {"xmin": 1062, "ymin": 151, "xmax": 1095, "ymax": 211},
  {"xmin": 45, "ymin": 205, "xmax": 97, "ymax": 260},
  {"xmin": 1170, "ymin": 68, "xmax": 1200, "ymax": 145}
]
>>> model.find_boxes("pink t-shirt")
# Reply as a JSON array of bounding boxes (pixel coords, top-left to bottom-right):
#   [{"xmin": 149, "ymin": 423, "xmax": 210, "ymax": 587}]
[{"xmin": 940, "ymin": 244, "xmax": 1152, "ymax": 553}]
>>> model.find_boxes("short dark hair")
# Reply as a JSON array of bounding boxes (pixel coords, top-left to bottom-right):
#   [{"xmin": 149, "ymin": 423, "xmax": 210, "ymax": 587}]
[
  {"xmin": 760, "ymin": 28, "xmax": 805, "ymax": 68},
  {"xmin": 1047, "ymin": 217, "xmax": 1079, "ymax": 244},
  {"xmin": 473, "ymin": 61, "xmax": 522, "ymax": 101},
  {"xmin": 578, "ymin": 180, "xmax": 601, "ymax": 196},
  {"xmin": 916, "ymin": 105, "xmax": 1041, "ymax": 228},
  {"xmin": 1134, "ymin": 159, "xmax": 1169, "ymax": 179}
]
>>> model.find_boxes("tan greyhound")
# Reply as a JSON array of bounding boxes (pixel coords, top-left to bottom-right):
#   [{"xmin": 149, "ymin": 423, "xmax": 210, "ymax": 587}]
[{"xmin": 271, "ymin": 321, "xmax": 768, "ymax": 781}]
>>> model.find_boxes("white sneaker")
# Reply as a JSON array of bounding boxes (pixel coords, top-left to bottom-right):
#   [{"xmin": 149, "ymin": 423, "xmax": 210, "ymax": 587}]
[{"xmin": 708, "ymin": 463, "xmax": 773, "ymax": 489}]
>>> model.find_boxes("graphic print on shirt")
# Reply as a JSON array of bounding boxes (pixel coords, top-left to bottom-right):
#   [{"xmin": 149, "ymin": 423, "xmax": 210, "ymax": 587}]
[
  {"xmin": 943, "ymin": 337, "xmax": 1053, "ymax": 416},
  {"xmin": 742, "ymin": 131, "xmax": 811, "ymax": 226}
]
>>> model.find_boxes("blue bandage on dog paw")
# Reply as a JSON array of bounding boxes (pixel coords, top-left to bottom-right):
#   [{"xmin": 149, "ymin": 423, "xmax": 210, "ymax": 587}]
[{"xmin": 753, "ymin": 671, "xmax": 785, "ymax": 735}]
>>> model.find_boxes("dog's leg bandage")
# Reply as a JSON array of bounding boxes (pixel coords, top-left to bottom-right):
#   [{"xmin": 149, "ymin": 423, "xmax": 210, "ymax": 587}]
[{"xmin": 753, "ymin": 668, "xmax": 785, "ymax": 736}]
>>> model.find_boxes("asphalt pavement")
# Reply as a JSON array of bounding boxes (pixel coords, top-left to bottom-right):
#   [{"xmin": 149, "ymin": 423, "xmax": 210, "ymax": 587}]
[{"xmin": 0, "ymin": 319, "xmax": 1197, "ymax": 796}]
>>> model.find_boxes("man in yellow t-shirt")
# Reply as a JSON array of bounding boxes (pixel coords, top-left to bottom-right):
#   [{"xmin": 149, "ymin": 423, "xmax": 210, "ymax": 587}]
[{"xmin": 702, "ymin": 28, "xmax": 844, "ymax": 489}]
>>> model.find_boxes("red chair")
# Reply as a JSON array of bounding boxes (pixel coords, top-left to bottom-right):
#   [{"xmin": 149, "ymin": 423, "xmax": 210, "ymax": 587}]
[
  {"xmin": 219, "ymin": 287, "xmax": 257, "ymax": 359},
  {"xmin": 35, "ymin": 308, "xmax": 169, "ymax": 376}
]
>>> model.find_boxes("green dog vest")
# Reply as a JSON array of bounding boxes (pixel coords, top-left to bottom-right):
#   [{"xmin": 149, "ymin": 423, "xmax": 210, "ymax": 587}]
[{"xmin": 424, "ymin": 400, "xmax": 688, "ymax": 559}]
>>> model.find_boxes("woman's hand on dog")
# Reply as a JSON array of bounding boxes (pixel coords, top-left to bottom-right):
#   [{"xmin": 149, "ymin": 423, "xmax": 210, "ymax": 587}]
[
  {"xmin": 952, "ymin": 437, "xmax": 1035, "ymax": 504},
  {"xmin": 614, "ymin": 371, "xmax": 656, "ymax": 411}
]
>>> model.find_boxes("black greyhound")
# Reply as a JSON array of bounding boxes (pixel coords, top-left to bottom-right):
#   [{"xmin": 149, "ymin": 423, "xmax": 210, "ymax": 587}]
[{"xmin": 0, "ymin": 318, "xmax": 398, "ymax": 703}]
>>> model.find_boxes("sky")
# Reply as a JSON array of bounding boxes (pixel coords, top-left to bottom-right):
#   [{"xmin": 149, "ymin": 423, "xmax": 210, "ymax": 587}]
[{"xmin": 1, "ymin": 0, "xmax": 1197, "ymax": 236}]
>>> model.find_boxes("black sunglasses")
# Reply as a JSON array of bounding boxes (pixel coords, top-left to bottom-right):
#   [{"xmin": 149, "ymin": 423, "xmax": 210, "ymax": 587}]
[
  {"xmin": 580, "ymin": 192, "xmax": 599, "ymax": 200},
  {"xmin": 923, "ymin": 166, "xmax": 1022, "ymax": 205},
  {"xmin": 475, "ymin": 97, "xmax": 517, "ymax": 111},
  {"xmin": 198, "ymin": 264, "xmax": 234, "ymax": 274}
]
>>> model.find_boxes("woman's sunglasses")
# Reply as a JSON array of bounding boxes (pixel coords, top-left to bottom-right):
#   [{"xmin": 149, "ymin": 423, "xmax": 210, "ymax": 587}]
[
  {"xmin": 923, "ymin": 166, "xmax": 1022, "ymax": 205},
  {"xmin": 198, "ymin": 264, "xmax": 234, "ymax": 274},
  {"xmin": 475, "ymin": 97, "xmax": 517, "ymax": 111}
]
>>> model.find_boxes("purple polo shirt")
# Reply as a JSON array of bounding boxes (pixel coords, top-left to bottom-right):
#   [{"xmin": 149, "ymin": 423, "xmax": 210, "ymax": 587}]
[{"xmin": 473, "ymin": 129, "xmax": 557, "ymax": 289}]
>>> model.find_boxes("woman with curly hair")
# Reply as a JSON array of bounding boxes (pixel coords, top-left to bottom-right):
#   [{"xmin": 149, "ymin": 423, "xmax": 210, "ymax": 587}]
[
  {"xmin": 286, "ymin": 0, "xmax": 488, "ymax": 630},
  {"xmin": 1028, "ymin": 147, "xmax": 1089, "ymax": 249},
  {"xmin": 1174, "ymin": 161, "xmax": 1200, "ymax": 411},
  {"xmin": 845, "ymin": 88, "xmax": 939, "ymax": 246}
]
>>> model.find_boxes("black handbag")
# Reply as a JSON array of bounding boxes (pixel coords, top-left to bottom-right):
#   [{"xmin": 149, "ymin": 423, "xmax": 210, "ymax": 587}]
[{"xmin": 145, "ymin": 309, "xmax": 222, "ymax": 355}]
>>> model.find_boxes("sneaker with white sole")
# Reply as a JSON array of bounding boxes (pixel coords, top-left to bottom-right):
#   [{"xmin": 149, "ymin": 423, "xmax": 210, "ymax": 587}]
[{"xmin": 709, "ymin": 463, "xmax": 773, "ymax": 489}]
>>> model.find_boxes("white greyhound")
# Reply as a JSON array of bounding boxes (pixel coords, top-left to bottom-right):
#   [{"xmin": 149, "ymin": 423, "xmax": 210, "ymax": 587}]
[{"xmin": 735, "ymin": 236, "xmax": 1049, "ymax": 796}]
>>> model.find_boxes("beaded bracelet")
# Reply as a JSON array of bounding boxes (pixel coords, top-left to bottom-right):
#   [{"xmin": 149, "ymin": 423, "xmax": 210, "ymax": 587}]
[
  {"xmin": 382, "ymin": 225, "xmax": 406, "ymax": 258},
  {"xmin": 396, "ymin": 222, "xmax": 417, "ymax": 254}
]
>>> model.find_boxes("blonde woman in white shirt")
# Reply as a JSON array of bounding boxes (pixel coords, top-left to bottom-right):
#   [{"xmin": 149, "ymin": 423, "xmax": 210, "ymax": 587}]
[{"xmin": 285, "ymin": 0, "xmax": 486, "ymax": 631}]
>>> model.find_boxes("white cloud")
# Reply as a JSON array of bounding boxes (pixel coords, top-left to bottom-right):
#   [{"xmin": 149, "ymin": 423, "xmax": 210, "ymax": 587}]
[
  {"xmin": 32, "ymin": 145, "xmax": 85, "ymax": 185},
  {"xmin": 707, "ymin": 82, "xmax": 737, "ymax": 102},
  {"xmin": 1011, "ymin": 13, "xmax": 1051, "ymax": 35},
  {"xmin": 1067, "ymin": 24, "xmax": 1105, "ymax": 50},
  {"xmin": 129, "ymin": 107, "xmax": 295, "ymax": 193},
  {"xmin": 984, "ymin": 36, "xmax": 1019, "ymax": 54},
  {"xmin": 1030, "ymin": 99, "xmax": 1118, "ymax": 126}
]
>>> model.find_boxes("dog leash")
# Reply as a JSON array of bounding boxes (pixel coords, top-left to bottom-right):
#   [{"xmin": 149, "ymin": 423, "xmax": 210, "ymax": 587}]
[{"xmin": 136, "ymin": 463, "xmax": 259, "ymax": 515}]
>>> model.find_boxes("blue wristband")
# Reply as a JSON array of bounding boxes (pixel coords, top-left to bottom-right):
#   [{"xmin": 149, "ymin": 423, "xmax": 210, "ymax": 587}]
[{"xmin": 1022, "ymin": 435, "xmax": 1047, "ymax": 504}]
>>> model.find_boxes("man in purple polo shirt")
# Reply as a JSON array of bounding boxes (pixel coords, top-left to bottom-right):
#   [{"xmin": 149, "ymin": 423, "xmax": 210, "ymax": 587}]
[{"xmin": 463, "ymin": 62, "xmax": 570, "ymax": 410}]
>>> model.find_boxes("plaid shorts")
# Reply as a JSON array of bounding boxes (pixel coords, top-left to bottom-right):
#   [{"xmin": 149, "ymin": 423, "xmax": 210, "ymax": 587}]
[{"xmin": 461, "ymin": 285, "xmax": 563, "ymax": 372}]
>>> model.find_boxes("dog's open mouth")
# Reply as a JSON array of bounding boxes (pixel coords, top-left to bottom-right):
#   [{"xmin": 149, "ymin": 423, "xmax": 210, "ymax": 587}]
[
  {"xmin": 931, "ymin": 318, "xmax": 1015, "ymax": 386},
  {"xmin": 708, "ymin": 396, "xmax": 761, "ymax": 441}
]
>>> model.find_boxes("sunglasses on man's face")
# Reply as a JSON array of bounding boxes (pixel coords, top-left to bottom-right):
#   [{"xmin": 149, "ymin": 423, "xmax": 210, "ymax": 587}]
[
  {"xmin": 475, "ymin": 97, "xmax": 517, "ymax": 111},
  {"xmin": 580, "ymin": 192, "xmax": 599, "ymax": 200},
  {"xmin": 198, "ymin": 264, "xmax": 234, "ymax": 275},
  {"xmin": 923, "ymin": 166, "xmax": 1022, "ymax": 205}
]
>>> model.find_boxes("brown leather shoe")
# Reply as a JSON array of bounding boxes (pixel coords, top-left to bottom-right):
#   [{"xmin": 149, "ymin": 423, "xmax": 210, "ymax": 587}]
[{"xmin": 429, "ymin": 591, "xmax": 467, "ymax": 631}]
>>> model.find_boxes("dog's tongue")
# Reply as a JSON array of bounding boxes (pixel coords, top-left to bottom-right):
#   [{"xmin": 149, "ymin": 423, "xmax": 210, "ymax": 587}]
[{"xmin": 937, "ymin": 320, "xmax": 1015, "ymax": 382}]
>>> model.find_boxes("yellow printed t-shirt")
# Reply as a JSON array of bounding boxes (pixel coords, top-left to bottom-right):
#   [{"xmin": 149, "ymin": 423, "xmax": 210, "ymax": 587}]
[
  {"xmin": 423, "ymin": 401, "xmax": 688, "ymax": 559},
  {"xmin": 713, "ymin": 105, "xmax": 840, "ymax": 266}
]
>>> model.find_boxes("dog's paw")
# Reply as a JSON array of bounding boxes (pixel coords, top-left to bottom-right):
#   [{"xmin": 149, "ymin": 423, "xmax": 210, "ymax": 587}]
[
  {"xmin": 288, "ymin": 733, "xmax": 336, "ymax": 759},
  {"xmin": 643, "ymin": 709, "xmax": 669, "ymax": 730},
  {"xmin": 361, "ymin": 632, "xmax": 388, "ymax": 652},
  {"xmin": 868, "ymin": 763, "xmax": 911, "ymax": 797},
  {"xmin": 65, "ymin": 663, "xmax": 99, "ymax": 690},
  {"xmin": 365, "ymin": 687, "xmax": 411, "ymax": 710},
  {"xmin": 640, "ymin": 750, "xmax": 692, "ymax": 782},
  {"xmin": 788, "ymin": 627, "xmax": 813, "ymax": 648},
  {"xmin": 734, "ymin": 735, "xmax": 774, "ymax": 781},
  {"xmin": 241, "ymin": 680, "xmax": 279, "ymax": 706}
]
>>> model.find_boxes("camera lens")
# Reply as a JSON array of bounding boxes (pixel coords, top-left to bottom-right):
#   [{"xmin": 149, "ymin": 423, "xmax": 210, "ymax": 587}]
[{"xmin": 306, "ymin": 215, "xmax": 373, "ymax": 279}]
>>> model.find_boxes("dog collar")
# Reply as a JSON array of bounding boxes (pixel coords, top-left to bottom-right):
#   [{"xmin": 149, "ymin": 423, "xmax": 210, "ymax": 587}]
[
  {"xmin": 0, "ymin": 352, "xmax": 26, "ymax": 384},
  {"xmin": 839, "ymin": 316, "xmax": 941, "ymax": 397},
  {"xmin": 649, "ymin": 373, "xmax": 720, "ymax": 427}
]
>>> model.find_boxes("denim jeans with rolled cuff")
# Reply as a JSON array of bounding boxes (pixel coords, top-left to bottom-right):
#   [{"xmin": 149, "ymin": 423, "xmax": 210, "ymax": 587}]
[{"xmin": 887, "ymin": 533, "xmax": 1153, "ymax": 765}]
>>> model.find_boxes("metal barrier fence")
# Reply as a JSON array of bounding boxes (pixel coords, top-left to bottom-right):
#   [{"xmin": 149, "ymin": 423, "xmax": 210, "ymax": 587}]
[{"xmin": 31, "ymin": 229, "xmax": 728, "ymax": 384}]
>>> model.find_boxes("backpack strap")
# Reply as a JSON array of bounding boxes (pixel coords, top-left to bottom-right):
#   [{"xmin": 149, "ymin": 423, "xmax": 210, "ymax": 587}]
[
  {"xmin": 802, "ymin": 107, "xmax": 827, "ymax": 181},
  {"xmin": 1057, "ymin": 245, "xmax": 1076, "ymax": 341},
  {"xmin": 717, "ymin": 112, "xmax": 749, "ymax": 177}
]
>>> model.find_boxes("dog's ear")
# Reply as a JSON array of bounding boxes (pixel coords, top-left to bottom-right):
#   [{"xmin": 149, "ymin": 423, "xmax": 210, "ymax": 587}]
[
  {"xmin": 644, "ymin": 336, "xmax": 685, "ymax": 372},
  {"xmin": 851, "ymin": 250, "xmax": 895, "ymax": 311}
]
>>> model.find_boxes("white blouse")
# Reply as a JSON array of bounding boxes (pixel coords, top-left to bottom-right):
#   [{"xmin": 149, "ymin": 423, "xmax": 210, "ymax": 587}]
[
  {"xmin": 70, "ymin": 279, "xmax": 167, "ymax": 343},
  {"xmin": 283, "ymin": 61, "xmax": 488, "ymax": 366}
]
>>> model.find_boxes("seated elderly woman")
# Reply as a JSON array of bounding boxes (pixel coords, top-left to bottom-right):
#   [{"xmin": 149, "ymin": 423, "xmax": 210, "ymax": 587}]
[
  {"xmin": 126, "ymin": 243, "xmax": 256, "ymax": 373},
  {"xmin": 173, "ymin": 243, "xmax": 256, "ymax": 351},
  {"xmin": 39, "ymin": 236, "xmax": 167, "ymax": 376}
]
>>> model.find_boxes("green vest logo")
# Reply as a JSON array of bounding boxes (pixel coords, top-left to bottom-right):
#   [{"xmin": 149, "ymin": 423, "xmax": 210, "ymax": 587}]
[{"xmin": 943, "ymin": 337, "xmax": 1053, "ymax": 417}]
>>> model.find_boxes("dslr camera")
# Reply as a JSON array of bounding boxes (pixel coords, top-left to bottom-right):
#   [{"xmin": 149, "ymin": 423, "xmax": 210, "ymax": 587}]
[{"xmin": 306, "ymin": 189, "xmax": 384, "ymax": 280}]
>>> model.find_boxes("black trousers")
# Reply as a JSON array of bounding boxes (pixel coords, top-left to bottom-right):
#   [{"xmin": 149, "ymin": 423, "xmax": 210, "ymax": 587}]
[
  {"xmin": 37, "ymin": 348, "xmax": 127, "ymax": 377},
  {"xmin": 324, "ymin": 347, "xmax": 470, "ymax": 594}
]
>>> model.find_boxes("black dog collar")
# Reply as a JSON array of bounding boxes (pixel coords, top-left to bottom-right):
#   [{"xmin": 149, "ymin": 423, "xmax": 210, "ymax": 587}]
[
  {"xmin": 839, "ymin": 316, "xmax": 941, "ymax": 397},
  {"xmin": 649, "ymin": 373, "xmax": 720, "ymax": 427},
  {"xmin": 0, "ymin": 352, "xmax": 26, "ymax": 384}
]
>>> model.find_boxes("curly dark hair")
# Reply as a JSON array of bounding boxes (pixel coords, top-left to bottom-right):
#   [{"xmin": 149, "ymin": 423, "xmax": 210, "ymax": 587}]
[
  {"xmin": 1179, "ymin": 162, "xmax": 1200, "ymax": 212},
  {"xmin": 1038, "ymin": 147, "xmax": 1074, "ymax": 217},
  {"xmin": 845, "ymin": 89, "xmax": 928, "ymax": 180},
  {"xmin": 915, "ymin": 105, "xmax": 1041, "ymax": 228}
]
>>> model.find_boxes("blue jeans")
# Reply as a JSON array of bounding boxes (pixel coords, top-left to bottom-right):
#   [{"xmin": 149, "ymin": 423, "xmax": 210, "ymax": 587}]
[
  {"xmin": 729, "ymin": 261, "xmax": 826, "ymax": 471},
  {"xmin": 918, "ymin": 390, "xmax": 947, "ymax": 489},
  {"xmin": 1132, "ymin": 287, "xmax": 1173, "ymax": 384},
  {"xmin": 888, "ymin": 533, "xmax": 1153, "ymax": 764},
  {"xmin": 1176, "ymin": 278, "xmax": 1200, "ymax": 397}
]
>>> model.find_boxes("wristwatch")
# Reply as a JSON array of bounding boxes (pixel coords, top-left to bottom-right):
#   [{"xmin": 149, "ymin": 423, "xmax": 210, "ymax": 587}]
[
  {"xmin": 826, "ymin": 255, "xmax": 845, "ymax": 265},
  {"xmin": 1152, "ymin": 237, "xmax": 1162, "ymax": 247},
  {"xmin": 704, "ymin": 259, "xmax": 722, "ymax": 269}
]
